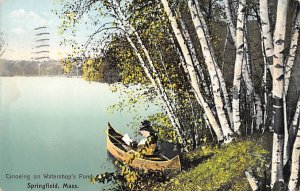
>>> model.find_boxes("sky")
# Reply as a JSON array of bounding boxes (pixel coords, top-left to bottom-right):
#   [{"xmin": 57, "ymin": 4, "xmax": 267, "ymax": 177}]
[{"xmin": 0, "ymin": 0, "xmax": 93, "ymax": 61}]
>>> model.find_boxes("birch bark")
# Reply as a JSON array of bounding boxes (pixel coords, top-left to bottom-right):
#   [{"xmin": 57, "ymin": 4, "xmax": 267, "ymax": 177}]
[
  {"xmin": 160, "ymin": 0, "xmax": 225, "ymax": 142},
  {"xmin": 290, "ymin": 97, "xmax": 300, "ymax": 144},
  {"xmin": 187, "ymin": 0, "xmax": 233, "ymax": 140},
  {"xmin": 259, "ymin": 0, "xmax": 274, "ymax": 77},
  {"xmin": 195, "ymin": 0, "xmax": 233, "ymax": 126},
  {"xmin": 284, "ymin": 7, "xmax": 300, "ymax": 92},
  {"xmin": 283, "ymin": 6, "xmax": 300, "ymax": 166},
  {"xmin": 288, "ymin": 121, "xmax": 300, "ymax": 191},
  {"xmin": 245, "ymin": 169, "xmax": 259, "ymax": 191},
  {"xmin": 179, "ymin": 17, "xmax": 210, "ymax": 96},
  {"xmin": 271, "ymin": 0, "xmax": 289, "ymax": 187},
  {"xmin": 232, "ymin": 0, "xmax": 246, "ymax": 134},
  {"xmin": 224, "ymin": 0, "xmax": 236, "ymax": 44}
]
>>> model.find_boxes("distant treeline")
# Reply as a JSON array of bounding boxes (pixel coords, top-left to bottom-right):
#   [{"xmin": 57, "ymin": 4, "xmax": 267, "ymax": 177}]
[{"xmin": 0, "ymin": 59, "xmax": 63, "ymax": 76}]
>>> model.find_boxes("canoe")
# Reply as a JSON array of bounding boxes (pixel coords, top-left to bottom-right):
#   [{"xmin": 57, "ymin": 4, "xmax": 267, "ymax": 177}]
[{"xmin": 106, "ymin": 123, "xmax": 181, "ymax": 171}]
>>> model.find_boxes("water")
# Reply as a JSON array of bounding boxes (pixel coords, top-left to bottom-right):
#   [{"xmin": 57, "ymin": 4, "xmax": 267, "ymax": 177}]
[{"xmin": 0, "ymin": 77, "xmax": 158, "ymax": 191}]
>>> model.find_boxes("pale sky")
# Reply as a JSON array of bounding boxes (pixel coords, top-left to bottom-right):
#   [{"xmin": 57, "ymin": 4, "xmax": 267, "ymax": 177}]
[{"xmin": 0, "ymin": 0, "xmax": 100, "ymax": 61}]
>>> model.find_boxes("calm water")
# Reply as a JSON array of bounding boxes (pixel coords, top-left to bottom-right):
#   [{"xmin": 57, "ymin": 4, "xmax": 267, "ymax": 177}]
[{"xmin": 0, "ymin": 77, "xmax": 158, "ymax": 191}]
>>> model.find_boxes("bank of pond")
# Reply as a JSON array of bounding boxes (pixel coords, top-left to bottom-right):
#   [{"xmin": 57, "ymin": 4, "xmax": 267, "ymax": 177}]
[{"xmin": 95, "ymin": 133, "xmax": 271, "ymax": 191}]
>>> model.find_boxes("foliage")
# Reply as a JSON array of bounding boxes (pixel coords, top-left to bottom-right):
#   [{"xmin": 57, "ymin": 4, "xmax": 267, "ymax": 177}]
[
  {"xmin": 151, "ymin": 138, "xmax": 270, "ymax": 191},
  {"xmin": 91, "ymin": 146, "xmax": 172, "ymax": 190},
  {"xmin": 60, "ymin": 58, "xmax": 74, "ymax": 74},
  {"xmin": 82, "ymin": 58, "xmax": 102, "ymax": 81},
  {"xmin": 106, "ymin": 36, "xmax": 149, "ymax": 85}
]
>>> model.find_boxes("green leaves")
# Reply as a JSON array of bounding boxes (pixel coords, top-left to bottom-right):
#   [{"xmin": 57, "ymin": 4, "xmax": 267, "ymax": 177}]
[{"xmin": 82, "ymin": 58, "xmax": 103, "ymax": 81}]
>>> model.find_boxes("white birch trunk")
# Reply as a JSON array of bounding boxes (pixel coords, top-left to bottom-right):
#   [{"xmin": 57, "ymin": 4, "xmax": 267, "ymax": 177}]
[
  {"xmin": 259, "ymin": 0, "xmax": 274, "ymax": 77},
  {"xmin": 288, "ymin": 121, "xmax": 300, "ymax": 191},
  {"xmin": 161, "ymin": 0, "xmax": 225, "ymax": 142},
  {"xmin": 232, "ymin": 0, "xmax": 246, "ymax": 134},
  {"xmin": 284, "ymin": 97, "xmax": 300, "ymax": 168},
  {"xmin": 224, "ymin": 0, "xmax": 236, "ymax": 44},
  {"xmin": 271, "ymin": 134, "xmax": 285, "ymax": 187},
  {"xmin": 290, "ymin": 97, "xmax": 300, "ymax": 144},
  {"xmin": 283, "ymin": 8, "xmax": 300, "ymax": 165},
  {"xmin": 187, "ymin": 0, "xmax": 233, "ymax": 141},
  {"xmin": 260, "ymin": 36, "xmax": 268, "ymax": 131},
  {"xmin": 271, "ymin": 0, "xmax": 289, "ymax": 187},
  {"xmin": 195, "ymin": 0, "xmax": 233, "ymax": 126},
  {"xmin": 179, "ymin": 17, "xmax": 210, "ymax": 96},
  {"xmin": 245, "ymin": 169, "xmax": 259, "ymax": 191},
  {"xmin": 284, "ymin": 7, "xmax": 300, "ymax": 93},
  {"xmin": 170, "ymin": 35, "xmax": 217, "ymax": 142}
]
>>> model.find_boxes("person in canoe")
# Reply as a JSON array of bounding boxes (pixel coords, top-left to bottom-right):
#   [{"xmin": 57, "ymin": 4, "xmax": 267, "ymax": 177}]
[{"xmin": 122, "ymin": 120, "xmax": 159, "ymax": 156}]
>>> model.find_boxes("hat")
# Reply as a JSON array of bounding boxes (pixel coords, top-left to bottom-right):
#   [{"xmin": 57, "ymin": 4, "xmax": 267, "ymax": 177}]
[{"xmin": 139, "ymin": 120, "xmax": 152, "ymax": 132}]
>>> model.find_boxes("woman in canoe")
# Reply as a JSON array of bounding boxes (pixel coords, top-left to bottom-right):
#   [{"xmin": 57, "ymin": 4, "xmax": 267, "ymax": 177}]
[{"xmin": 124, "ymin": 120, "xmax": 159, "ymax": 156}]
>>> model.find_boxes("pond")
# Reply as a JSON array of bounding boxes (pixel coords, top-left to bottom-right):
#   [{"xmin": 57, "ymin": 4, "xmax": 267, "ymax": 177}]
[{"xmin": 0, "ymin": 77, "xmax": 159, "ymax": 191}]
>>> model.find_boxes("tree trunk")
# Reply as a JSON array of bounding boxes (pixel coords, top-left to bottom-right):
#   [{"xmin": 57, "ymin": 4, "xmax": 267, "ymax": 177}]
[
  {"xmin": 245, "ymin": 169, "xmax": 259, "ymax": 191},
  {"xmin": 195, "ymin": 0, "xmax": 233, "ymax": 126},
  {"xmin": 160, "ymin": 0, "xmax": 225, "ymax": 142},
  {"xmin": 288, "ymin": 121, "xmax": 300, "ymax": 191},
  {"xmin": 271, "ymin": 0, "xmax": 289, "ymax": 187},
  {"xmin": 290, "ymin": 97, "xmax": 300, "ymax": 144},
  {"xmin": 284, "ymin": 97, "xmax": 300, "ymax": 168},
  {"xmin": 259, "ymin": 0, "xmax": 274, "ymax": 77},
  {"xmin": 284, "ymin": 6, "xmax": 300, "ymax": 92},
  {"xmin": 283, "ymin": 7, "xmax": 300, "ymax": 166},
  {"xmin": 224, "ymin": 0, "xmax": 236, "ymax": 44},
  {"xmin": 232, "ymin": 0, "xmax": 246, "ymax": 134},
  {"xmin": 179, "ymin": 17, "xmax": 210, "ymax": 97},
  {"xmin": 187, "ymin": 0, "xmax": 233, "ymax": 141}
]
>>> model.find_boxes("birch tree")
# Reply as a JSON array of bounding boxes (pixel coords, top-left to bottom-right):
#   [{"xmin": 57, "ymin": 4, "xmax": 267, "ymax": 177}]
[
  {"xmin": 271, "ymin": 0, "xmax": 289, "ymax": 186},
  {"xmin": 283, "ymin": 6, "xmax": 300, "ymax": 166},
  {"xmin": 288, "ymin": 119, "xmax": 300, "ymax": 191},
  {"xmin": 232, "ymin": 0, "xmax": 246, "ymax": 134},
  {"xmin": 259, "ymin": 0, "xmax": 274, "ymax": 69},
  {"xmin": 186, "ymin": 0, "xmax": 233, "ymax": 140},
  {"xmin": 161, "ymin": 0, "xmax": 225, "ymax": 142}
]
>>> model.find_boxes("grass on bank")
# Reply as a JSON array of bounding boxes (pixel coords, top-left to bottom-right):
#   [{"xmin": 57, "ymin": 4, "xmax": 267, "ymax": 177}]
[{"xmin": 151, "ymin": 134, "xmax": 271, "ymax": 191}]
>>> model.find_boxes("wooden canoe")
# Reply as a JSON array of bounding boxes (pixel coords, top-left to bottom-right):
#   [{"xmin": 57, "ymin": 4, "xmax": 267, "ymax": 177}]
[{"xmin": 106, "ymin": 123, "xmax": 181, "ymax": 171}]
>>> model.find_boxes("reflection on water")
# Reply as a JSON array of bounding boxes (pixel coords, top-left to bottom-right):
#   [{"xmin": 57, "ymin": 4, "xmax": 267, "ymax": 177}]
[{"xmin": 0, "ymin": 77, "xmax": 159, "ymax": 191}]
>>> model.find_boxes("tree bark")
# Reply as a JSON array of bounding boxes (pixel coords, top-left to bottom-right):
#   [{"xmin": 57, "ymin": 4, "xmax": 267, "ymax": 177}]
[
  {"xmin": 259, "ymin": 0, "xmax": 274, "ymax": 77},
  {"xmin": 288, "ymin": 121, "xmax": 300, "ymax": 191},
  {"xmin": 195, "ymin": 0, "xmax": 233, "ymax": 126},
  {"xmin": 223, "ymin": 0, "xmax": 236, "ymax": 44},
  {"xmin": 283, "ymin": 6, "xmax": 300, "ymax": 166},
  {"xmin": 179, "ymin": 17, "xmax": 210, "ymax": 97},
  {"xmin": 284, "ymin": 6, "xmax": 300, "ymax": 92},
  {"xmin": 187, "ymin": 0, "xmax": 233, "ymax": 141},
  {"xmin": 232, "ymin": 0, "xmax": 246, "ymax": 134},
  {"xmin": 290, "ymin": 97, "xmax": 300, "ymax": 144},
  {"xmin": 160, "ymin": 0, "xmax": 225, "ymax": 142},
  {"xmin": 271, "ymin": 0, "xmax": 289, "ymax": 187},
  {"xmin": 245, "ymin": 169, "xmax": 259, "ymax": 191}
]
